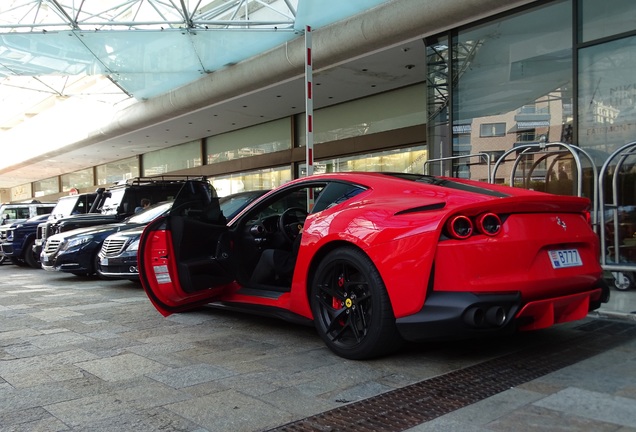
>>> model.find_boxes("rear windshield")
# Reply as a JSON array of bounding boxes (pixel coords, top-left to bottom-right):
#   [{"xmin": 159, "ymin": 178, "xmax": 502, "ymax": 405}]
[{"xmin": 384, "ymin": 173, "xmax": 510, "ymax": 198}]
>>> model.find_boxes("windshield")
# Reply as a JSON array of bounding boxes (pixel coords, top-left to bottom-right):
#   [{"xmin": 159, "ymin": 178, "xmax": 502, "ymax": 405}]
[
  {"xmin": 100, "ymin": 189, "xmax": 126, "ymax": 214},
  {"xmin": 50, "ymin": 197, "xmax": 77, "ymax": 219},
  {"xmin": 219, "ymin": 191, "xmax": 267, "ymax": 220},
  {"xmin": 125, "ymin": 201, "xmax": 173, "ymax": 223}
]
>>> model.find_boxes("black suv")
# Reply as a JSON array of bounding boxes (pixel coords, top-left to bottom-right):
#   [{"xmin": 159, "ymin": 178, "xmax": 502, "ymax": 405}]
[
  {"xmin": 32, "ymin": 192, "xmax": 105, "ymax": 261},
  {"xmin": 39, "ymin": 176, "xmax": 200, "ymax": 262}
]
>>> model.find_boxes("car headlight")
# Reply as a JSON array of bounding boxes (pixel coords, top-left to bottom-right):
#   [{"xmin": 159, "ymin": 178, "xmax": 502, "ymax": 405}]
[
  {"xmin": 61, "ymin": 236, "xmax": 92, "ymax": 251},
  {"xmin": 127, "ymin": 238, "xmax": 140, "ymax": 252}
]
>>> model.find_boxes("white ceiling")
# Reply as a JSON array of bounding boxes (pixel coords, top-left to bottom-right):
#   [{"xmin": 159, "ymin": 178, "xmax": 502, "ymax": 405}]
[
  {"xmin": 0, "ymin": 0, "xmax": 426, "ymax": 190},
  {"xmin": 3, "ymin": 38, "xmax": 426, "ymax": 182},
  {"xmin": 0, "ymin": 0, "xmax": 430, "ymax": 190}
]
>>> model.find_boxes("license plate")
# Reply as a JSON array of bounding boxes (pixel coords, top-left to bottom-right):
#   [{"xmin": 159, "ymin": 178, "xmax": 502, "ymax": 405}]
[{"xmin": 549, "ymin": 249, "xmax": 582, "ymax": 268}]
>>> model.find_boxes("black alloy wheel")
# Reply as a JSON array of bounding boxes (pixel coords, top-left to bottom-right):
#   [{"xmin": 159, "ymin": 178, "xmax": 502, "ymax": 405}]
[{"xmin": 310, "ymin": 247, "xmax": 403, "ymax": 360}]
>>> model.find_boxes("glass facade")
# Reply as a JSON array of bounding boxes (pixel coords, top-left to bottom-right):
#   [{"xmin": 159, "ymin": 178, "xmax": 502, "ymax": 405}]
[
  {"xmin": 426, "ymin": 0, "xmax": 636, "ymax": 274},
  {"xmin": 142, "ymin": 140, "xmax": 201, "ymax": 176},
  {"xmin": 301, "ymin": 146, "xmax": 427, "ymax": 176},
  {"xmin": 96, "ymin": 156, "xmax": 140, "ymax": 185},
  {"xmin": 33, "ymin": 177, "xmax": 59, "ymax": 198},
  {"xmin": 443, "ymin": 0, "xmax": 573, "ymax": 184},
  {"xmin": 61, "ymin": 167, "xmax": 94, "ymax": 192},
  {"xmin": 210, "ymin": 166, "xmax": 292, "ymax": 197},
  {"xmin": 205, "ymin": 118, "xmax": 291, "ymax": 164},
  {"xmin": 578, "ymin": 36, "xmax": 636, "ymax": 154},
  {"xmin": 297, "ymin": 84, "xmax": 426, "ymax": 146},
  {"xmin": 579, "ymin": 0, "xmax": 636, "ymax": 42}
]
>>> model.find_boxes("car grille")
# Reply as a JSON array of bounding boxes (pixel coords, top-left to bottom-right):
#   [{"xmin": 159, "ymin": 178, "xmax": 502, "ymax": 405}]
[
  {"xmin": 43, "ymin": 239, "xmax": 62, "ymax": 254},
  {"xmin": 101, "ymin": 238, "xmax": 128, "ymax": 256}
]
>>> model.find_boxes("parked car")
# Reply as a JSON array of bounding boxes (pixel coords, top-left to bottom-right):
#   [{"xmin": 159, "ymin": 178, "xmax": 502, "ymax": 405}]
[
  {"xmin": 0, "ymin": 192, "xmax": 104, "ymax": 269},
  {"xmin": 0, "ymin": 201, "xmax": 56, "ymax": 226},
  {"xmin": 97, "ymin": 189, "xmax": 268, "ymax": 281},
  {"xmin": 36, "ymin": 176, "xmax": 196, "ymax": 252},
  {"xmin": 33, "ymin": 191, "xmax": 105, "ymax": 259},
  {"xmin": 0, "ymin": 201, "xmax": 56, "ymax": 263},
  {"xmin": 41, "ymin": 201, "xmax": 174, "ymax": 276},
  {"xmin": 0, "ymin": 214, "xmax": 51, "ymax": 268},
  {"xmin": 137, "ymin": 173, "xmax": 609, "ymax": 360}
]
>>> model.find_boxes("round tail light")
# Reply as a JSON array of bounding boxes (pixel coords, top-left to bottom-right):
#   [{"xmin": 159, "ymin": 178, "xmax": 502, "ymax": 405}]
[
  {"xmin": 477, "ymin": 213, "xmax": 502, "ymax": 236},
  {"xmin": 446, "ymin": 215, "xmax": 473, "ymax": 239}
]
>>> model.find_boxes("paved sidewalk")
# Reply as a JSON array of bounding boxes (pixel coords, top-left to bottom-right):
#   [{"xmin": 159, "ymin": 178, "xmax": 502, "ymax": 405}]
[{"xmin": 0, "ymin": 264, "xmax": 635, "ymax": 431}]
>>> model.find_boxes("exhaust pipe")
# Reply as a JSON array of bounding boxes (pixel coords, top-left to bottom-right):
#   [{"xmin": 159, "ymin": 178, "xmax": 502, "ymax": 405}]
[
  {"xmin": 486, "ymin": 306, "xmax": 506, "ymax": 326},
  {"xmin": 129, "ymin": 266, "xmax": 138, "ymax": 273},
  {"xmin": 464, "ymin": 307, "xmax": 485, "ymax": 327}
]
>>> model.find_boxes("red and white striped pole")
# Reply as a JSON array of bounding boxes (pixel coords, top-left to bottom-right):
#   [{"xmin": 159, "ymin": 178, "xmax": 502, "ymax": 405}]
[{"xmin": 305, "ymin": 25, "xmax": 314, "ymax": 177}]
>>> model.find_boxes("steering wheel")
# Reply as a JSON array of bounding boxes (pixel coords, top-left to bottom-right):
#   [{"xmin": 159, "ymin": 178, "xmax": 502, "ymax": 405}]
[{"xmin": 278, "ymin": 207, "xmax": 308, "ymax": 243}]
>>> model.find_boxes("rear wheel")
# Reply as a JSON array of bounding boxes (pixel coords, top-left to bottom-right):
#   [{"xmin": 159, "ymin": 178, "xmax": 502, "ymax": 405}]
[{"xmin": 310, "ymin": 247, "xmax": 403, "ymax": 360}]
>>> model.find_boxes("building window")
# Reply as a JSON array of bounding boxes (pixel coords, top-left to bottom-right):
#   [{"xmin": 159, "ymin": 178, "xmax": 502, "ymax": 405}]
[
  {"xmin": 427, "ymin": 0, "xmax": 573, "ymax": 182},
  {"xmin": 61, "ymin": 168, "xmax": 94, "ymax": 192},
  {"xmin": 205, "ymin": 118, "xmax": 291, "ymax": 165},
  {"xmin": 142, "ymin": 140, "xmax": 201, "ymax": 176},
  {"xmin": 299, "ymin": 146, "xmax": 427, "ymax": 175},
  {"xmin": 480, "ymin": 123, "xmax": 506, "ymax": 137},
  {"xmin": 578, "ymin": 35, "xmax": 636, "ymax": 154},
  {"xmin": 517, "ymin": 130, "xmax": 537, "ymax": 143},
  {"xmin": 96, "ymin": 157, "xmax": 139, "ymax": 185},
  {"xmin": 296, "ymin": 84, "xmax": 425, "ymax": 146},
  {"xmin": 33, "ymin": 177, "xmax": 59, "ymax": 198},
  {"xmin": 579, "ymin": 0, "xmax": 636, "ymax": 43},
  {"xmin": 210, "ymin": 166, "xmax": 291, "ymax": 197}
]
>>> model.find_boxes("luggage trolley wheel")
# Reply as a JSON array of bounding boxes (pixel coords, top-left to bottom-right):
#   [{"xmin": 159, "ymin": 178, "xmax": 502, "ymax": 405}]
[{"xmin": 611, "ymin": 271, "xmax": 635, "ymax": 291}]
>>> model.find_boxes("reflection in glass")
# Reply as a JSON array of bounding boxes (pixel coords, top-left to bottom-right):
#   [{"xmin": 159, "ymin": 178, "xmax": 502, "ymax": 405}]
[
  {"xmin": 33, "ymin": 177, "xmax": 59, "ymax": 197},
  {"xmin": 296, "ymin": 85, "xmax": 425, "ymax": 147},
  {"xmin": 578, "ymin": 36, "xmax": 636, "ymax": 155},
  {"xmin": 443, "ymin": 0, "xmax": 573, "ymax": 185},
  {"xmin": 96, "ymin": 156, "xmax": 139, "ymax": 185},
  {"xmin": 300, "ymin": 146, "xmax": 427, "ymax": 176},
  {"xmin": 142, "ymin": 140, "xmax": 201, "ymax": 176},
  {"xmin": 579, "ymin": 0, "xmax": 636, "ymax": 43},
  {"xmin": 61, "ymin": 167, "xmax": 94, "ymax": 192},
  {"xmin": 206, "ymin": 119, "xmax": 291, "ymax": 164},
  {"xmin": 210, "ymin": 166, "xmax": 291, "ymax": 197}
]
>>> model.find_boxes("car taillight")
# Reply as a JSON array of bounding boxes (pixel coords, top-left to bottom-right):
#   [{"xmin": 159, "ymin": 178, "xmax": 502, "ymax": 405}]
[
  {"xmin": 446, "ymin": 215, "xmax": 473, "ymax": 239},
  {"xmin": 476, "ymin": 212, "xmax": 502, "ymax": 236}
]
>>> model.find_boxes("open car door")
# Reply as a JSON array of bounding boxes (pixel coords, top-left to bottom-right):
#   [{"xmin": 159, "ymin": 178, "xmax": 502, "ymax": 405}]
[{"xmin": 138, "ymin": 180, "xmax": 234, "ymax": 316}]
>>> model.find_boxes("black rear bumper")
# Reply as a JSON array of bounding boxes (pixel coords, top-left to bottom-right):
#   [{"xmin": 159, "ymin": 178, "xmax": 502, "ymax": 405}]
[{"xmin": 396, "ymin": 291, "xmax": 522, "ymax": 342}]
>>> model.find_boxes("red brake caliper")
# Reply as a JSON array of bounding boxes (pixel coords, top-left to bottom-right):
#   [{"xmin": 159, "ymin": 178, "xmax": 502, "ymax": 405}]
[
  {"xmin": 333, "ymin": 274, "xmax": 346, "ymax": 325},
  {"xmin": 332, "ymin": 274, "xmax": 345, "ymax": 308}
]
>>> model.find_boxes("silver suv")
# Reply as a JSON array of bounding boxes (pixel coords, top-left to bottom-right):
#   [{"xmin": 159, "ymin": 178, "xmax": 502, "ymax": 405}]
[{"xmin": 0, "ymin": 201, "xmax": 56, "ymax": 226}]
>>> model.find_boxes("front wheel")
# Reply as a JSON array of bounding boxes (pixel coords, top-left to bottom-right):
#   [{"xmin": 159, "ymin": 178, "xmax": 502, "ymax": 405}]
[
  {"xmin": 310, "ymin": 247, "xmax": 403, "ymax": 360},
  {"xmin": 24, "ymin": 238, "xmax": 41, "ymax": 269}
]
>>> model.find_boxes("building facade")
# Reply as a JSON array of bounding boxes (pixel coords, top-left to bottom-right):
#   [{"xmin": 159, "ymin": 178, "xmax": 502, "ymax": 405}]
[{"xmin": 4, "ymin": 1, "xmax": 636, "ymax": 256}]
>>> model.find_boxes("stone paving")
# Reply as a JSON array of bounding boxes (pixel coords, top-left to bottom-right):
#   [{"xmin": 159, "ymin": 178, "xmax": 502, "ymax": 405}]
[{"xmin": 0, "ymin": 264, "xmax": 635, "ymax": 431}]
